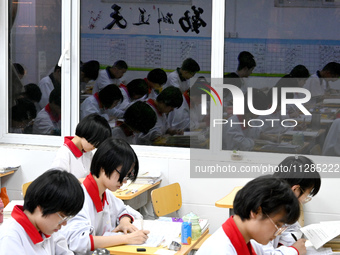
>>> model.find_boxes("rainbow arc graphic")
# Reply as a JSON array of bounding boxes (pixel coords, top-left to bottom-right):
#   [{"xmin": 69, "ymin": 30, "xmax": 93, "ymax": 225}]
[{"xmin": 199, "ymin": 84, "xmax": 222, "ymax": 106}]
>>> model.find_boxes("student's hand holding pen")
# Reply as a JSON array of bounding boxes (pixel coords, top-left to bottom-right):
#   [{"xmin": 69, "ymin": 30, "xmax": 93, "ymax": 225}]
[
  {"xmin": 113, "ymin": 217, "xmax": 139, "ymax": 234},
  {"xmin": 291, "ymin": 236, "xmax": 307, "ymax": 255},
  {"xmin": 124, "ymin": 229, "xmax": 150, "ymax": 245}
]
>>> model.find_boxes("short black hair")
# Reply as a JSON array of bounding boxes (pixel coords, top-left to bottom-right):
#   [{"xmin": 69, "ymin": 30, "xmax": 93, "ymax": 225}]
[
  {"xmin": 75, "ymin": 113, "xmax": 112, "ymax": 147},
  {"xmin": 127, "ymin": 79, "xmax": 148, "ymax": 98},
  {"xmin": 13, "ymin": 63, "xmax": 25, "ymax": 76},
  {"xmin": 98, "ymin": 84, "xmax": 123, "ymax": 108},
  {"xmin": 81, "ymin": 60, "xmax": 100, "ymax": 80},
  {"xmin": 24, "ymin": 169, "xmax": 84, "ymax": 217},
  {"xmin": 157, "ymin": 86, "xmax": 183, "ymax": 108},
  {"xmin": 54, "ymin": 63, "xmax": 61, "ymax": 72},
  {"xmin": 124, "ymin": 101, "xmax": 157, "ymax": 134},
  {"xmin": 113, "ymin": 60, "xmax": 128, "ymax": 70},
  {"xmin": 234, "ymin": 175, "xmax": 300, "ymax": 224},
  {"xmin": 12, "ymin": 98, "xmax": 37, "ymax": 121},
  {"xmin": 181, "ymin": 58, "xmax": 200, "ymax": 73},
  {"xmin": 49, "ymin": 88, "xmax": 61, "ymax": 106},
  {"xmin": 237, "ymin": 51, "xmax": 256, "ymax": 70},
  {"xmin": 274, "ymin": 156, "xmax": 321, "ymax": 197},
  {"xmin": 289, "ymin": 65, "xmax": 310, "ymax": 78},
  {"xmin": 322, "ymin": 62, "xmax": 340, "ymax": 76},
  {"xmin": 24, "ymin": 83, "xmax": 42, "ymax": 102},
  {"xmin": 147, "ymin": 68, "xmax": 167, "ymax": 85},
  {"xmin": 90, "ymin": 138, "xmax": 139, "ymax": 183}
]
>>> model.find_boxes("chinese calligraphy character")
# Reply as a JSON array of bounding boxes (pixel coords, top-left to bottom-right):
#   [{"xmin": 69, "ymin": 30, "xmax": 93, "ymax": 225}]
[
  {"xmin": 157, "ymin": 8, "xmax": 174, "ymax": 34},
  {"xmin": 103, "ymin": 4, "xmax": 127, "ymax": 30},
  {"xmin": 179, "ymin": 6, "xmax": 206, "ymax": 34},
  {"xmin": 88, "ymin": 11, "xmax": 102, "ymax": 30},
  {"xmin": 133, "ymin": 8, "xmax": 150, "ymax": 26}
]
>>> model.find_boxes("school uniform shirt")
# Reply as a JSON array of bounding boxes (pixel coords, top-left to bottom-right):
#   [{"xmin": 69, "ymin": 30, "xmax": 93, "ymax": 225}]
[
  {"xmin": 322, "ymin": 118, "xmax": 340, "ymax": 156},
  {"xmin": 51, "ymin": 136, "xmax": 93, "ymax": 178},
  {"xmin": 163, "ymin": 68, "xmax": 190, "ymax": 92},
  {"xmin": 92, "ymin": 68, "xmax": 120, "ymax": 94},
  {"xmin": 59, "ymin": 174, "xmax": 141, "ymax": 255},
  {"xmin": 111, "ymin": 126, "xmax": 136, "ymax": 144},
  {"xmin": 0, "ymin": 205, "xmax": 73, "ymax": 255},
  {"xmin": 196, "ymin": 216, "xmax": 265, "ymax": 255},
  {"xmin": 303, "ymin": 72, "xmax": 327, "ymax": 98},
  {"xmin": 222, "ymin": 115, "xmax": 260, "ymax": 151},
  {"xmin": 38, "ymin": 74, "xmax": 58, "ymax": 109},
  {"xmin": 254, "ymin": 222, "xmax": 301, "ymax": 255},
  {"xmin": 80, "ymin": 93, "xmax": 112, "ymax": 121},
  {"xmin": 33, "ymin": 104, "xmax": 61, "ymax": 135},
  {"xmin": 136, "ymin": 99, "xmax": 168, "ymax": 145}
]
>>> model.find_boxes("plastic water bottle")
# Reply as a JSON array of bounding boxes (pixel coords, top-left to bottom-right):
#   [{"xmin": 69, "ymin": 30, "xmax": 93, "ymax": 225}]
[{"xmin": 0, "ymin": 198, "xmax": 4, "ymax": 223}]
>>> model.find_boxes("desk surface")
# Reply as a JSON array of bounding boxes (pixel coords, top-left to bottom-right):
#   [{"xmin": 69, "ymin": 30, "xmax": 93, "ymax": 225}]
[
  {"xmin": 215, "ymin": 186, "xmax": 243, "ymax": 208},
  {"xmin": 106, "ymin": 229, "xmax": 209, "ymax": 255},
  {"xmin": 0, "ymin": 170, "xmax": 15, "ymax": 178},
  {"xmin": 112, "ymin": 181, "xmax": 161, "ymax": 200}
]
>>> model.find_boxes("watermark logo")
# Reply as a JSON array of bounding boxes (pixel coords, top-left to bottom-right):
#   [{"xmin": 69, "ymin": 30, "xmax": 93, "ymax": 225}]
[{"xmin": 199, "ymin": 83, "xmax": 222, "ymax": 115}]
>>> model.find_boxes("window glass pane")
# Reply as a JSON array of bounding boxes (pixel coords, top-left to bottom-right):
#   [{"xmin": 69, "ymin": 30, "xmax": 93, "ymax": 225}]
[
  {"xmin": 222, "ymin": 1, "xmax": 340, "ymax": 156},
  {"xmin": 9, "ymin": 0, "xmax": 61, "ymax": 136},
  {"xmin": 80, "ymin": 0, "xmax": 211, "ymax": 149}
]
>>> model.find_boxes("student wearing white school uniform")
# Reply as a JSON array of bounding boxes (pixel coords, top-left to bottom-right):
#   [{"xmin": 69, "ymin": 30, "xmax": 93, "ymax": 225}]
[
  {"xmin": 222, "ymin": 89, "xmax": 271, "ymax": 151},
  {"xmin": 0, "ymin": 169, "xmax": 84, "ymax": 255},
  {"xmin": 38, "ymin": 64, "xmax": 61, "ymax": 109},
  {"xmin": 256, "ymin": 156, "xmax": 321, "ymax": 255},
  {"xmin": 92, "ymin": 60, "xmax": 128, "ymax": 94},
  {"xmin": 136, "ymin": 86, "xmax": 183, "ymax": 145},
  {"xmin": 113, "ymin": 79, "xmax": 149, "ymax": 118},
  {"xmin": 144, "ymin": 68, "xmax": 167, "ymax": 100},
  {"xmin": 33, "ymin": 88, "xmax": 61, "ymax": 136},
  {"xmin": 51, "ymin": 113, "xmax": 111, "ymax": 179},
  {"xmin": 163, "ymin": 58, "xmax": 200, "ymax": 93},
  {"xmin": 59, "ymin": 138, "xmax": 149, "ymax": 254},
  {"xmin": 303, "ymin": 62, "xmax": 340, "ymax": 101},
  {"xmin": 322, "ymin": 118, "xmax": 340, "ymax": 156},
  {"xmin": 196, "ymin": 175, "xmax": 301, "ymax": 255},
  {"xmin": 80, "ymin": 84, "xmax": 123, "ymax": 121},
  {"xmin": 112, "ymin": 101, "xmax": 157, "ymax": 144}
]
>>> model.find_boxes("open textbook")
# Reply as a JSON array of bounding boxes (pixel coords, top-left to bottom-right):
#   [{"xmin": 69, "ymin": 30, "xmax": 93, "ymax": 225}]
[{"xmin": 300, "ymin": 221, "xmax": 340, "ymax": 249}]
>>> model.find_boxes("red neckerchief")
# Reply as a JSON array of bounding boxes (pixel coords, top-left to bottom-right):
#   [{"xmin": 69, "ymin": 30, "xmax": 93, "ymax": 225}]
[
  {"xmin": 222, "ymin": 216, "xmax": 257, "ymax": 255},
  {"xmin": 183, "ymin": 91, "xmax": 190, "ymax": 108},
  {"xmin": 116, "ymin": 121, "xmax": 134, "ymax": 137},
  {"xmin": 11, "ymin": 205, "xmax": 51, "ymax": 244},
  {"xmin": 236, "ymin": 115, "xmax": 247, "ymax": 130},
  {"xmin": 93, "ymin": 93, "xmax": 103, "ymax": 109},
  {"xmin": 119, "ymin": 84, "xmax": 130, "ymax": 99},
  {"xmin": 63, "ymin": 136, "xmax": 83, "ymax": 158},
  {"xmin": 45, "ymin": 104, "xmax": 60, "ymax": 122},
  {"xmin": 144, "ymin": 78, "xmax": 152, "ymax": 94},
  {"xmin": 83, "ymin": 174, "xmax": 108, "ymax": 213},
  {"xmin": 147, "ymin": 99, "xmax": 162, "ymax": 116}
]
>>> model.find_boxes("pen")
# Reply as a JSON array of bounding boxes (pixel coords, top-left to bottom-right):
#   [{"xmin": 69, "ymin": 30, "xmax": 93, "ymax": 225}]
[
  {"xmin": 125, "ymin": 190, "xmax": 131, "ymax": 194},
  {"xmin": 291, "ymin": 233, "xmax": 298, "ymax": 242}
]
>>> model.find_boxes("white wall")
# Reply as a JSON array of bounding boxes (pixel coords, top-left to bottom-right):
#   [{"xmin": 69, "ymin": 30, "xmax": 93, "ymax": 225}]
[{"xmin": 1, "ymin": 144, "xmax": 340, "ymax": 233}]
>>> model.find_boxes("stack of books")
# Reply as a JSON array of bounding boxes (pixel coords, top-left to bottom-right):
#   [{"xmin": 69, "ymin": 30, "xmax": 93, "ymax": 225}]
[
  {"xmin": 0, "ymin": 166, "xmax": 20, "ymax": 174},
  {"xmin": 134, "ymin": 170, "xmax": 162, "ymax": 185}
]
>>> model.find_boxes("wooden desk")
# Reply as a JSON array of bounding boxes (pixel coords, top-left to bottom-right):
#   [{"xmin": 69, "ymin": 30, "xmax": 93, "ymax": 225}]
[
  {"xmin": 106, "ymin": 229, "xmax": 209, "ymax": 255},
  {"xmin": 113, "ymin": 181, "xmax": 161, "ymax": 200},
  {"xmin": 215, "ymin": 186, "xmax": 243, "ymax": 216},
  {"xmin": 0, "ymin": 170, "xmax": 15, "ymax": 189}
]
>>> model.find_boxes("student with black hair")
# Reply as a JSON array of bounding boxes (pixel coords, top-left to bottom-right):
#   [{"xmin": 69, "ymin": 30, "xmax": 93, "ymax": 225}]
[
  {"xmin": 33, "ymin": 88, "xmax": 61, "ymax": 135},
  {"xmin": 258, "ymin": 155, "xmax": 321, "ymax": 255},
  {"xmin": 112, "ymin": 101, "xmax": 157, "ymax": 144},
  {"xmin": 51, "ymin": 113, "xmax": 111, "ymax": 179},
  {"xmin": 304, "ymin": 62, "xmax": 340, "ymax": 101},
  {"xmin": 145, "ymin": 68, "xmax": 167, "ymax": 99},
  {"xmin": 164, "ymin": 58, "xmax": 200, "ymax": 92},
  {"xmin": 38, "ymin": 64, "xmax": 61, "ymax": 109},
  {"xmin": 60, "ymin": 138, "xmax": 149, "ymax": 253},
  {"xmin": 23, "ymin": 83, "xmax": 43, "ymax": 113},
  {"xmin": 113, "ymin": 79, "xmax": 149, "ymax": 118},
  {"xmin": 0, "ymin": 169, "xmax": 84, "ymax": 254},
  {"xmin": 222, "ymin": 88, "xmax": 270, "ymax": 151},
  {"xmin": 80, "ymin": 60, "xmax": 100, "ymax": 94},
  {"xmin": 13, "ymin": 62, "xmax": 25, "ymax": 80},
  {"xmin": 10, "ymin": 98, "xmax": 37, "ymax": 134},
  {"xmin": 137, "ymin": 86, "xmax": 183, "ymax": 145},
  {"xmin": 80, "ymin": 84, "xmax": 123, "ymax": 121},
  {"xmin": 92, "ymin": 60, "xmax": 128, "ymax": 94},
  {"xmin": 196, "ymin": 175, "xmax": 300, "ymax": 255}
]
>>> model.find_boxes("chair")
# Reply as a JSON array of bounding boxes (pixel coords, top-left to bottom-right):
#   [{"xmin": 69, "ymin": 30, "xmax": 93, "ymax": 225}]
[
  {"xmin": 22, "ymin": 181, "xmax": 32, "ymax": 198},
  {"xmin": 151, "ymin": 182, "xmax": 182, "ymax": 217}
]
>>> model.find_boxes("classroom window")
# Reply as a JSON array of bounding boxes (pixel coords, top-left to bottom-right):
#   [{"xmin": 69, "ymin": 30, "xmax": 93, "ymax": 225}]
[{"xmin": 8, "ymin": 0, "xmax": 62, "ymax": 136}]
